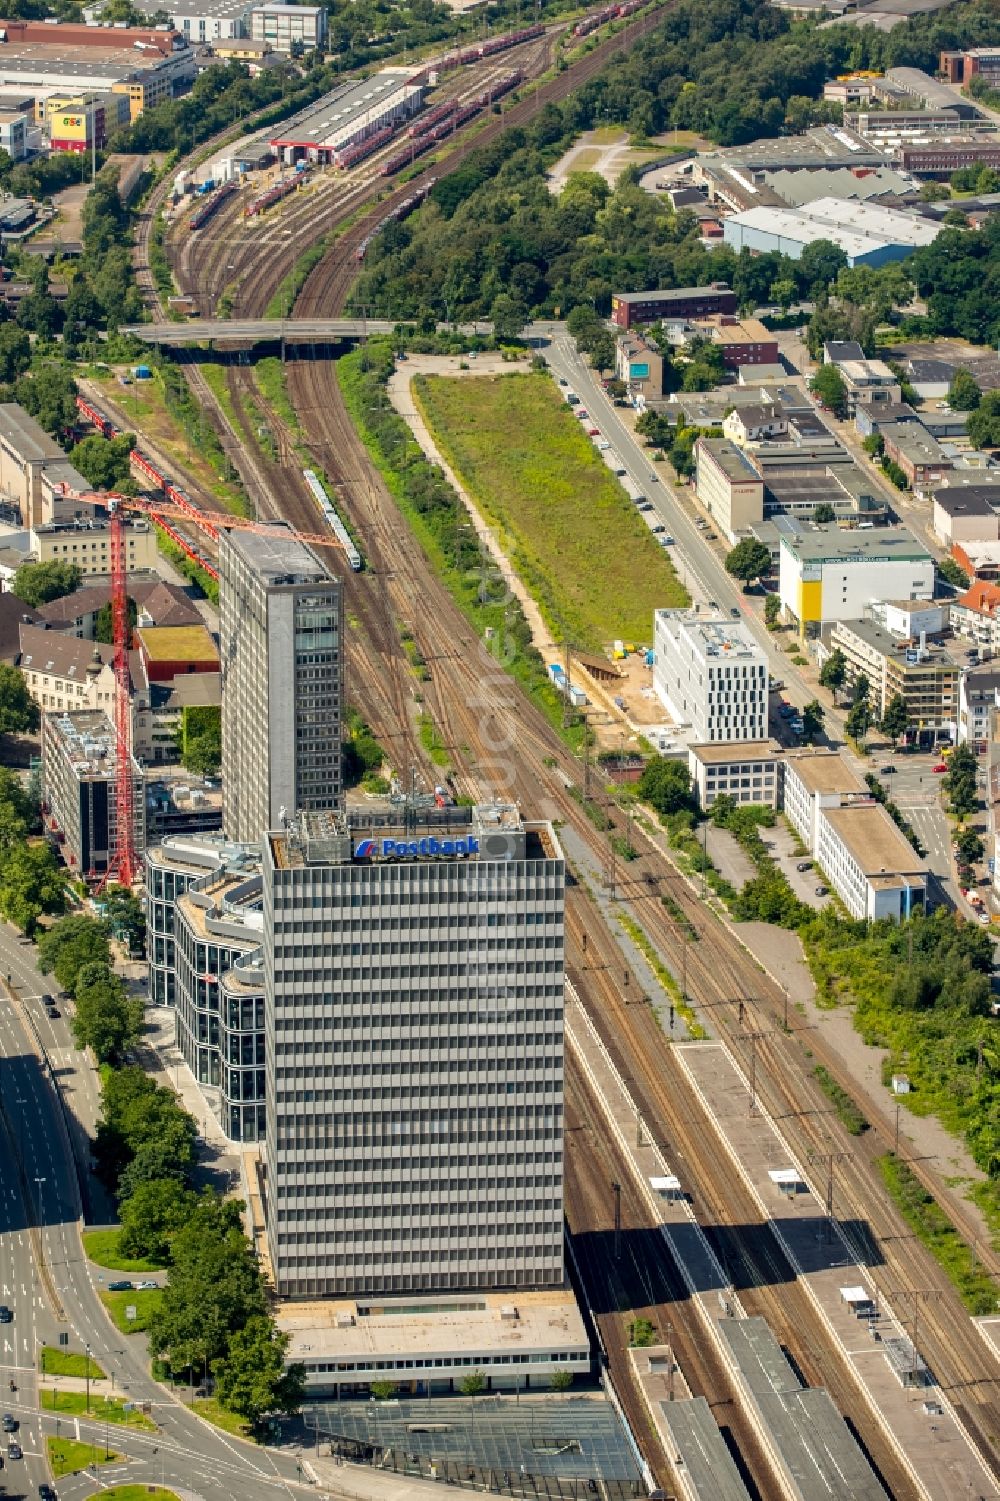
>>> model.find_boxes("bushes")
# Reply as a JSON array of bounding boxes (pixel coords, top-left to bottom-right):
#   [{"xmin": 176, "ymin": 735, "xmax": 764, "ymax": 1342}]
[
  {"xmin": 879, "ymin": 1154, "xmax": 1000, "ymax": 1314},
  {"xmin": 813, "ymin": 1065, "xmax": 868, "ymax": 1135}
]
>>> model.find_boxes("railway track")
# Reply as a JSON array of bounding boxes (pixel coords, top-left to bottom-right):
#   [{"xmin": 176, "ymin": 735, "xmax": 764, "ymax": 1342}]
[{"xmin": 145, "ymin": 2, "xmax": 1000, "ymax": 1484}]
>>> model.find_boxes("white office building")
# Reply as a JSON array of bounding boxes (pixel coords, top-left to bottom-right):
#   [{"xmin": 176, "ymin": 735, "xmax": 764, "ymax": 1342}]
[
  {"xmin": 263, "ymin": 801, "xmax": 566, "ymax": 1300},
  {"xmin": 251, "ymin": 2, "xmax": 326, "ymax": 50},
  {"xmin": 653, "ymin": 609, "xmax": 768, "ymax": 743},
  {"xmin": 816, "ymin": 803, "xmax": 926, "ymax": 922}
]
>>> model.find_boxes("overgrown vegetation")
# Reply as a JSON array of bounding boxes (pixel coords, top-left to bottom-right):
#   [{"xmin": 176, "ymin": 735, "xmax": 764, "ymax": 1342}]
[
  {"xmin": 414, "ymin": 371, "xmax": 687, "ymax": 648},
  {"xmin": 879, "ymin": 1153, "xmax": 1000, "ymax": 1314},
  {"xmin": 813, "ymin": 1064, "xmax": 869, "ymax": 1135}
]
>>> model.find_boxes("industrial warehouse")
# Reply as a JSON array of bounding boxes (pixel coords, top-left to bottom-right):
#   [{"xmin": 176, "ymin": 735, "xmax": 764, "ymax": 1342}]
[{"xmin": 268, "ymin": 69, "xmax": 424, "ymax": 164}]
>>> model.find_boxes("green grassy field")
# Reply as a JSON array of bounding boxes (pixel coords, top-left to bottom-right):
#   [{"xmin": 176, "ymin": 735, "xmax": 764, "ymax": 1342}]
[
  {"xmin": 414, "ymin": 372, "xmax": 687, "ymax": 650},
  {"xmin": 100, "ymin": 1489, "xmax": 180, "ymax": 1501},
  {"xmin": 41, "ymin": 1390, "xmax": 157, "ymax": 1431},
  {"xmin": 187, "ymin": 1396, "xmax": 253, "ymax": 1439},
  {"xmin": 46, "ymin": 1436, "xmax": 121, "ymax": 1478},
  {"xmin": 100, "ymin": 1288, "xmax": 162, "ymax": 1333},
  {"xmin": 82, "ymin": 1228, "xmax": 164, "ymax": 1273},
  {"xmin": 40, "ymin": 1346, "xmax": 105, "ymax": 1379}
]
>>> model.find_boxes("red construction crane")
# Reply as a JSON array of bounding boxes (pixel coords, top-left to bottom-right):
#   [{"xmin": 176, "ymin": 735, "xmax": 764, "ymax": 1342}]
[{"xmin": 70, "ymin": 490, "xmax": 347, "ymax": 891}]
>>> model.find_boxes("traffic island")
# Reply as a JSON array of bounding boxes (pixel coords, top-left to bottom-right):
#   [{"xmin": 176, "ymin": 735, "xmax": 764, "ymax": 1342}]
[{"xmin": 46, "ymin": 1435, "xmax": 122, "ymax": 1477}]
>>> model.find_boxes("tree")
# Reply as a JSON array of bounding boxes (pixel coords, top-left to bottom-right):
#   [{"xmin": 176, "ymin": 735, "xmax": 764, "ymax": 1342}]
[
  {"xmin": 37, "ymin": 914, "xmax": 111, "ymax": 996},
  {"xmin": 103, "ymin": 884, "xmax": 146, "ymax": 955},
  {"xmin": 846, "ymin": 699, "xmax": 871, "ymax": 744},
  {"xmin": 796, "ymin": 238, "xmax": 848, "ymax": 296},
  {"xmin": 812, "ymin": 503, "xmax": 836, "ymax": 524},
  {"xmin": 955, "ymin": 827, "xmax": 985, "ymax": 865},
  {"xmin": 0, "ymin": 663, "xmax": 38, "ymax": 735},
  {"xmin": 725, "ymin": 538, "xmax": 771, "ymax": 587},
  {"xmin": 852, "ymin": 672, "xmax": 870, "ymax": 707},
  {"xmin": 10, "ymin": 560, "xmax": 82, "ymax": 608},
  {"xmin": 177, "ymin": 706, "xmax": 221, "ymax": 777},
  {"xmin": 0, "ymin": 324, "xmax": 30, "ymax": 384},
  {"xmin": 948, "ymin": 369, "xmax": 981, "ymax": 412},
  {"xmin": 588, "ymin": 331, "xmax": 617, "ymax": 373},
  {"xmin": 118, "ymin": 1176, "xmax": 196, "ymax": 1262},
  {"xmin": 13, "ymin": 363, "xmax": 78, "ymax": 437},
  {"xmin": 638, "ymin": 757, "xmax": 694, "ymax": 817},
  {"xmin": 95, "ymin": 596, "xmax": 136, "ymax": 646},
  {"xmin": 768, "ymin": 277, "xmax": 796, "ymax": 311},
  {"xmin": 70, "ymin": 433, "xmax": 136, "ymax": 494},
  {"xmin": 944, "ymin": 744, "xmax": 979, "ymax": 820},
  {"xmin": 764, "ymin": 593, "xmax": 780, "ymax": 630},
  {"xmin": 818, "ymin": 649, "xmax": 846, "ymax": 699},
  {"xmin": 0, "ymin": 768, "xmax": 34, "ymax": 849},
  {"xmin": 490, "ymin": 292, "xmax": 527, "ymax": 342},
  {"xmin": 880, "ymin": 693, "xmax": 911, "ymax": 749},
  {"xmin": 809, "ymin": 364, "xmax": 848, "ymax": 419},
  {"xmin": 96, "ymin": 1066, "xmax": 197, "ymax": 1192},
  {"xmin": 214, "ymin": 1318, "xmax": 305, "ymax": 1428},
  {"xmin": 0, "ymin": 841, "xmax": 65, "ymax": 933},
  {"xmin": 369, "ymin": 1379, "xmax": 397, "ymax": 1401},
  {"xmin": 71, "ymin": 961, "xmax": 143, "ymax": 1064},
  {"xmin": 550, "ymin": 1369, "xmax": 574, "ymax": 1395},
  {"xmin": 117, "ymin": 1139, "xmax": 191, "ymax": 1199},
  {"xmin": 968, "ymin": 392, "xmax": 1000, "ymax": 449},
  {"xmin": 801, "ymin": 700, "xmax": 824, "ymax": 742},
  {"xmin": 460, "ymin": 1370, "xmax": 486, "ymax": 1398},
  {"xmin": 938, "ymin": 557, "xmax": 969, "ymax": 591}
]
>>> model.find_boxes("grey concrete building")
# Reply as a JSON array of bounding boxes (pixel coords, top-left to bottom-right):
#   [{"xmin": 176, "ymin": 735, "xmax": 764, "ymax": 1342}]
[
  {"xmin": 263, "ymin": 800, "xmax": 566, "ymax": 1300},
  {"xmin": 219, "ymin": 524, "xmax": 342, "ymax": 844},
  {"xmin": 42, "ymin": 709, "xmax": 144, "ymax": 878}
]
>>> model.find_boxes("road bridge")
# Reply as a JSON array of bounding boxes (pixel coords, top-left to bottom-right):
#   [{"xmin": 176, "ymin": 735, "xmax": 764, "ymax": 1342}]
[{"xmin": 121, "ymin": 317, "xmax": 493, "ymax": 346}]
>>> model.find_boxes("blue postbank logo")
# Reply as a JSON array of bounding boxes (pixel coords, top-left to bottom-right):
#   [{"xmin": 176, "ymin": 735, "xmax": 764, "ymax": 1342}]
[{"xmin": 354, "ymin": 835, "xmax": 480, "ymax": 860}]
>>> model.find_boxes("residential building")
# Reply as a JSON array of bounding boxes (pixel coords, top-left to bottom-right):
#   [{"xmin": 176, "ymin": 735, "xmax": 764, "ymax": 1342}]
[
  {"xmin": 953, "ymin": 540, "xmax": 1000, "ymax": 581},
  {"xmin": 824, "ymin": 341, "xmax": 865, "ymax": 366},
  {"xmin": 693, "ymin": 438, "xmax": 765, "ymax": 543},
  {"xmin": 145, "ymin": 832, "xmax": 255, "ymax": 1008},
  {"xmin": 817, "ymin": 802, "xmax": 927, "ymax": 921},
  {"xmin": 951, "ymin": 581, "xmax": 1000, "ymax": 656},
  {"xmin": 18, "ymin": 622, "xmax": 146, "ymax": 721},
  {"xmin": 854, "ymin": 401, "xmax": 917, "ymax": 439},
  {"xmin": 868, "ymin": 598, "xmax": 947, "ymax": 639},
  {"xmin": 782, "ymin": 749, "xmax": 866, "ymax": 851},
  {"xmin": 31, "ymin": 517, "xmax": 160, "ymax": 575},
  {"xmin": 41, "ymin": 708, "xmax": 144, "ymax": 877},
  {"xmin": 688, "ymin": 741, "xmax": 782, "ymax": 810},
  {"xmin": 614, "ymin": 331, "xmax": 665, "ymax": 399},
  {"xmin": 219, "ymin": 524, "xmax": 342, "ymax": 844},
  {"xmin": 136, "ymin": 622, "xmax": 219, "ymax": 684},
  {"xmin": 251, "ymin": 2, "xmax": 326, "ymax": 50},
  {"xmin": 778, "ymin": 523, "xmax": 934, "ymax": 637},
  {"xmin": 835, "ymin": 360, "xmax": 901, "ymax": 414},
  {"xmin": 932, "ymin": 486, "xmax": 1000, "ymax": 547},
  {"xmin": 610, "ymin": 285, "xmax": 737, "ymax": 330},
  {"xmin": 687, "ymin": 315, "xmax": 779, "ymax": 369},
  {"xmin": 35, "ymin": 576, "xmax": 201, "ymax": 639},
  {"xmin": 263, "ymin": 801, "xmax": 566, "ymax": 1299},
  {"xmin": 879, "ymin": 422, "xmax": 953, "ymax": 495},
  {"xmin": 722, "ymin": 403, "xmax": 788, "ymax": 447},
  {"xmin": 653, "ymin": 609, "xmax": 768, "ymax": 742},
  {"xmin": 957, "ymin": 666, "xmax": 1000, "ymax": 750},
  {"xmin": 829, "ymin": 618, "xmax": 958, "ymax": 740}
]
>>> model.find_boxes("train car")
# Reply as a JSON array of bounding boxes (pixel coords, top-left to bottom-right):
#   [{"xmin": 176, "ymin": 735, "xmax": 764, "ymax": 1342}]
[
  {"xmin": 74, "ymin": 396, "xmax": 120, "ymax": 441},
  {"xmin": 380, "ymin": 135, "xmax": 436, "ymax": 177},
  {"xmin": 243, "ymin": 165, "xmax": 311, "ymax": 219},
  {"xmin": 336, "ymin": 124, "xmax": 396, "ymax": 170},
  {"xmin": 130, "ymin": 447, "xmax": 168, "ymax": 491},
  {"xmin": 355, "ymin": 178, "xmax": 436, "ymax": 260},
  {"xmin": 408, "ymin": 100, "xmax": 458, "ymax": 138},
  {"xmin": 188, "ymin": 179, "xmax": 236, "ymax": 232},
  {"xmin": 302, "ymin": 469, "xmax": 362, "ymax": 571}
]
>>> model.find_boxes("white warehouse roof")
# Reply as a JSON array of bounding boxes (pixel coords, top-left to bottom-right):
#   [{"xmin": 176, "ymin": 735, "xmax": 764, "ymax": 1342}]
[
  {"xmin": 801, "ymin": 196, "xmax": 941, "ymax": 247},
  {"xmin": 724, "ymin": 204, "xmax": 891, "ymax": 261}
]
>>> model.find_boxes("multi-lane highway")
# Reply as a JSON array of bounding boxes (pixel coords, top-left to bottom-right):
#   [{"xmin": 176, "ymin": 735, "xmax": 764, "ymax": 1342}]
[{"xmin": 0, "ymin": 921, "xmax": 315, "ymax": 1500}]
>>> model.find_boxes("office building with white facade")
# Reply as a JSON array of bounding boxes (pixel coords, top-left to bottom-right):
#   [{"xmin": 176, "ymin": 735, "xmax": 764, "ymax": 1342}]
[
  {"xmin": 817, "ymin": 803, "xmax": 927, "ymax": 922},
  {"xmin": 687, "ymin": 741, "xmax": 782, "ymax": 810},
  {"xmin": 653, "ymin": 609, "xmax": 768, "ymax": 743},
  {"xmin": 219, "ymin": 524, "xmax": 342, "ymax": 844},
  {"xmin": 251, "ymin": 2, "xmax": 326, "ymax": 50},
  {"xmin": 783, "ymin": 749, "xmax": 867, "ymax": 851},
  {"xmin": 263, "ymin": 800, "xmax": 566, "ymax": 1301},
  {"xmin": 778, "ymin": 523, "xmax": 934, "ymax": 637}
]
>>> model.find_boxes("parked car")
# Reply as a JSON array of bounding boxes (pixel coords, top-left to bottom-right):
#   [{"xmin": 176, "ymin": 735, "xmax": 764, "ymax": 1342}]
[
  {"xmin": 558, "ymin": 377, "xmax": 567, "ymax": 386},
  {"xmin": 796, "ymin": 861, "xmax": 812, "ymax": 873},
  {"xmin": 730, "ymin": 607, "xmax": 740, "ymax": 618},
  {"xmin": 815, "ymin": 885, "xmax": 829, "ymax": 897},
  {"xmin": 661, "ymin": 535, "xmax": 675, "ymax": 545},
  {"xmin": 598, "ymin": 440, "xmax": 610, "ymax": 450},
  {"xmin": 108, "ymin": 1280, "xmax": 133, "ymax": 1292},
  {"xmin": 136, "ymin": 1280, "xmax": 159, "ymax": 1290},
  {"xmin": 705, "ymin": 530, "xmax": 717, "ymax": 540},
  {"xmin": 980, "ymin": 912, "xmax": 992, "ymax": 926},
  {"xmin": 588, "ymin": 427, "xmax": 600, "ymax": 436}
]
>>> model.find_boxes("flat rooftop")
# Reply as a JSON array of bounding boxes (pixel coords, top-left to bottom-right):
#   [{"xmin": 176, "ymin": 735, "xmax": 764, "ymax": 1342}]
[
  {"xmin": 613, "ymin": 285, "xmax": 734, "ymax": 305},
  {"xmin": 136, "ymin": 623, "xmax": 218, "ymax": 663},
  {"xmin": 823, "ymin": 801, "xmax": 926, "ymax": 878},
  {"xmin": 278, "ymin": 1289, "xmax": 587, "ymax": 1363},
  {"xmin": 784, "ymin": 750, "xmax": 865, "ymax": 796},
  {"xmin": 0, "ymin": 401, "xmax": 66, "ymax": 462},
  {"xmin": 689, "ymin": 740, "xmax": 779, "ymax": 764},
  {"xmin": 933, "ymin": 484, "xmax": 1000, "ymax": 515},
  {"xmin": 270, "ymin": 69, "xmax": 418, "ymax": 149},
  {"xmin": 779, "ymin": 522, "xmax": 930, "ymax": 565},
  {"xmin": 222, "ymin": 521, "xmax": 331, "ymax": 583},
  {"xmin": 659, "ymin": 1399, "xmax": 751, "ymax": 1501},
  {"xmin": 657, "ymin": 609, "xmax": 764, "ymax": 662},
  {"xmin": 130, "ymin": 0, "xmax": 250, "ymax": 16},
  {"xmin": 45, "ymin": 708, "xmax": 127, "ymax": 778},
  {"xmin": 699, "ymin": 437, "xmax": 762, "ymax": 483},
  {"xmin": 835, "ymin": 618, "xmax": 956, "ymax": 669}
]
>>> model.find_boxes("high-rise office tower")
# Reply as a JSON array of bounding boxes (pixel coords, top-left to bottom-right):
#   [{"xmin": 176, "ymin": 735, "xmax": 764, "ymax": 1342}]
[
  {"xmin": 262, "ymin": 800, "xmax": 566, "ymax": 1300},
  {"xmin": 219, "ymin": 524, "xmax": 343, "ymax": 844}
]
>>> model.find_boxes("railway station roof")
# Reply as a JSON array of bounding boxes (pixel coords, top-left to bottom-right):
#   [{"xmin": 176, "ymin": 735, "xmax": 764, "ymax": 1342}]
[{"xmin": 659, "ymin": 1398, "xmax": 751, "ymax": 1501}]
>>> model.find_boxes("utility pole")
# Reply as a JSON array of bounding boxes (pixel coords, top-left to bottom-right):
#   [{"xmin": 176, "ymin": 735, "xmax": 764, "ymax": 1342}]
[
  {"xmin": 895, "ymin": 1289, "xmax": 942, "ymax": 1385},
  {"xmin": 808, "ymin": 1150, "xmax": 851, "ymax": 1244},
  {"xmin": 612, "ymin": 1181, "xmax": 621, "ymax": 1261}
]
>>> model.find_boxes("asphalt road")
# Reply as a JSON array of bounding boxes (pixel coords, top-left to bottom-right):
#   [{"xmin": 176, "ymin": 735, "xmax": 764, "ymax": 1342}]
[{"xmin": 0, "ymin": 922, "xmax": 312, "ymax": 1501}]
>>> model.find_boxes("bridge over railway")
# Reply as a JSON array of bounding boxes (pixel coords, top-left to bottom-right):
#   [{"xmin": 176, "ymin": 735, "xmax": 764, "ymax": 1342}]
[{"xmin": 121, "ymin": 317, "xmax": 493, "ymax": 346}]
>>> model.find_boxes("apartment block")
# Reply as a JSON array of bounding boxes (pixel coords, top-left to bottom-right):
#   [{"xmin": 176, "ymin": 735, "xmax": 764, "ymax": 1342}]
[
  {"xmin": 263, "ymin": 802, "xmax": 565, "ymax": 1300},
  {"xmin": 251, "ymin": 3, "xmax": 326, "ymax": 50},
  {"xmin": 42, "ymin": 709, "xmax": 144, "ymax": 877},
  {"xmin": 829, "ymin": 618, "xmax": 959, "ymax": 738},
  {"xmin": 219, "ymin": 524, "xmax": 342, "ymax": 844},
  {"xmin": 653, "ymin": 609, "xmax": 768, "ymax": 742},
  {"xmin": 782, "ymin": 749, "xmax": 866, "ymax": 851}
]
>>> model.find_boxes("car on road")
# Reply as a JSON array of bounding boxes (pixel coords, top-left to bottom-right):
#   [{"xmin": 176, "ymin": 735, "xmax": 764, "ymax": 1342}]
[
  {"xmin": 108, "ymin": 1280, "xmax": 133, "ymax": 1292},
  {"xmin": 0, "ymin": 1308, "xmax": 11, "ymax": 1324},
  {"xmin": 39, "ymin": 1485, "xmax": 56, "ymax": 1501},
  {"xmin": 880, "ymin": 765, "xmax": 897, "ymax": 775},
  {"xmin": 2, "ymin": 1415, "xmax": 16, "ymax": 1432},
  {"xmin": 661, "ymin": 535, "xmax": 674, "ymax": 545},
  {"xmin": 695, "ymin": 517, "xmax": 707, "ymax": 528},
  {"xmin": 649, "ymin": 472, "xmax": 658, "ymax": 483},
  {"xmin": 791, "ymin": 719, "xmax": 805, "ymax": 734},
  {"xmin": 933, "ymin": 763, "xmax": 948, "ymax": 773},
  {"xmin": 45, "ymin": 1004, "xmax": 59, "ymax": 1019},
  {"xmin": 7, "ymin": 1442, "xmax": 20, "ymax": 1460},
  {"xmin": 815, "ymin": 885, "xmax": 828, "ymax": 897},
  {"xmin": 730, "ymin": 607, "xmax": 740, "ymax": 618},
  {"xmin": 769, "ymin": 678, "xmax": 784, "ymax": 691},
  {"xmin": 980, "ymin": 912, "xmax": 992, "ymax": 926},
  {"xmin": 558, "ymin": 377, "xmax": 567, "ymax": 386},
  {"xmin": 796, "ymin": 861, "xmax": 813, "ymax": 872},
  {"xmin": 597, "ymin": 440, "xmax": 610, "ymax": 450},
  {"xmin": 136, "ymin": 1279, "xmax": 159, "ymax": 1290}
]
